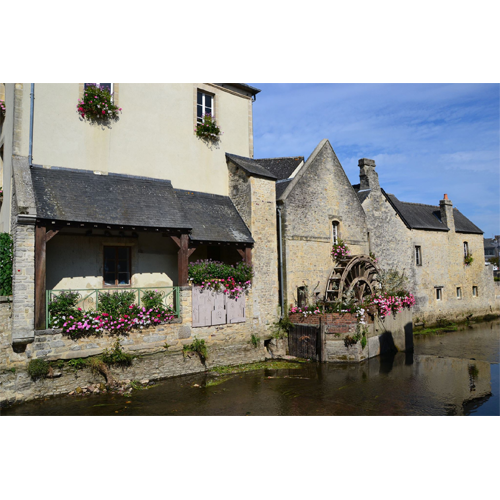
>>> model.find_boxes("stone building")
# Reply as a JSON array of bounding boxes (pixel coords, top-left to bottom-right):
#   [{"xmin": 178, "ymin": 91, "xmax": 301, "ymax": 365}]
[
  {"xmin": 0, "ymin": 83, "xmax": 281, "ymax": 373},
  {"xmin": 230, "ymin": 138, "xmax": 499, "ymax": 325},
  {"xmin": 354, "ymin": 158, "xmax": 499, "ymax": 324}
]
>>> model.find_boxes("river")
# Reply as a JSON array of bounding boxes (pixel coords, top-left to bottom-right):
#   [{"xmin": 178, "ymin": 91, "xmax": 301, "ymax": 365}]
[{"xmin": 3, "ymin": 319, "xmax": 499, "ymax": 416}]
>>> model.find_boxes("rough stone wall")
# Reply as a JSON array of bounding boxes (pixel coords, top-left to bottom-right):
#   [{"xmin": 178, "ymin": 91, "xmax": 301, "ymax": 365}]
[
  {"xmin": 364, "ymin": 188, "xmax": 499, "ymax": 324},
  {"xmin": 228, "ymin": 161, "xmax": 279, "ymax": 327},
  {"xmin": 411, "ymin": 230, "xmax": 499, "ymax": 324},
  {"xmin": 0, "ymin": 285, "xmax": 290, "ymax": 406},
  {"xmin": 281, "ymin": 140, "xmax": 369, "ymax": 307}
]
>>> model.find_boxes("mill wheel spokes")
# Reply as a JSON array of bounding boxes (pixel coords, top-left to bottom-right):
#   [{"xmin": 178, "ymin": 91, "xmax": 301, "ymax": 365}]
[{"xmin": 325, "ymin": 255, "xmax": 379, "ymax": 303}]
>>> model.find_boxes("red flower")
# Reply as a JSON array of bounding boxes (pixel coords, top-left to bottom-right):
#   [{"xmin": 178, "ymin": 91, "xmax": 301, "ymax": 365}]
[{"xmin": 102, "ymin": 110, "xmax": 105, "ymax": 114}]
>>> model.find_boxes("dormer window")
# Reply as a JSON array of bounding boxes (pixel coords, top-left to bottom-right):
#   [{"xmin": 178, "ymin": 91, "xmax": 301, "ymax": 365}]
[{"xmin": 197, "ymin": 90, "xmax": 214, "ymax": 123}]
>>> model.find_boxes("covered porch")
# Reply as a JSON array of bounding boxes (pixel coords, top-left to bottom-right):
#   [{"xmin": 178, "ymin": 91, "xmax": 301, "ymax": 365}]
[{"xmin": 31, "ymin": 166, "xmax": 253, "ymax": 330}]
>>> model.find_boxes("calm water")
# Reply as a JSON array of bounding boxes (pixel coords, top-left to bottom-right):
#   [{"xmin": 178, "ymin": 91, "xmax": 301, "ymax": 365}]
[{"xmin": 3, "ymin": 320, "xmax": 499, "ymax": 416}]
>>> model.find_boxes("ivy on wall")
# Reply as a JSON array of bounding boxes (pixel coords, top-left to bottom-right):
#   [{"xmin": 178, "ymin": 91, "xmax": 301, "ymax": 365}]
[{"xmin": 0, "ymin": 233, "xmax": 13, "ymax": 296}]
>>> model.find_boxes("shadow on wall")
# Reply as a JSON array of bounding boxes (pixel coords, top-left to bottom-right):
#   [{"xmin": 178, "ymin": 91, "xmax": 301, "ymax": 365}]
[{"xmin": 377, "ymin": 321, "xmax": 414, "ymax": 356}]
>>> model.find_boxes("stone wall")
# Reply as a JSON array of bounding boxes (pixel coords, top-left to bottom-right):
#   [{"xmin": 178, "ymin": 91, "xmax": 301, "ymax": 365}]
[
  {"xmin": 0, "ymin": 286, "xmax": 288, "ymax": 406},
  {"xmin": 289, "ymin": 309, "xmax": 412, "ymax": 363},
  {"xmin": 280, "ymin": 140, "xmax": 369, "ymax": 308}
]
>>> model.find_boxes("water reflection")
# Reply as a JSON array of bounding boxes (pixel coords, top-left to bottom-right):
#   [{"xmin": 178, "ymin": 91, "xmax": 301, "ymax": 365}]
[{"xmin": 3, "ymin": 320, "xmax": 499, "ymax": 416}]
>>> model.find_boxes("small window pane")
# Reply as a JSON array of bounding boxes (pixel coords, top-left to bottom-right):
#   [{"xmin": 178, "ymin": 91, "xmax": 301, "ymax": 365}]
[
  {"xmin": 104, "ymin": 247, "xmax": 115, "ymax": 259},
  {"xmin": 205, "ymin": 95, "xmax": 212, "ymax": 108},
  {"xmin": 117, "ymin": 247, "xmax": 128, "ymax": 260},
  {"xmin": 104, "ymin": 260, "xmax": 116, "ymax": 273},
  {"xmin": 197, "ymin": 92, "xmax": 203, "ymax": 105},
  {"xmin": 197, "ymin": 104, "xmax": 203, "ymax": 119},
  {"xmin": 104, "ymin": 273, "xmax": 115, "ymax": 286},
  {"xmin": 118, "ymin": 272, "xmax": 130, "ymax": 285}
]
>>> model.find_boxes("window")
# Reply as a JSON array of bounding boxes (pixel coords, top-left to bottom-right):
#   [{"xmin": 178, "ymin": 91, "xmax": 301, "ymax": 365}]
[
  {"xmin": 197, "ymin": 90, "xmax": 214, "ymax": 123},
  {"xmin": 472, "ymin": 286, "xmax": 478, "ymax": 297},
  {"xmin": 297, "ymin": 286, "xmax": 307, "ymax": 308},
  {"xmin": 85, "ymin": 83, "xmax": 113, "ymax": 94},
  {"xmin": 464, "ymin": 241, "xmax": 469, "ymax": 258},
  {"xmin": 332, "ymin": 221, "xmax": 339, "ymax": 245},
  {"xmin": 436, "ymin": 288, "xmax": 442, "ymax": 301},
  {"xmin": 456, "ymin": 287, "xmax": 462, "ymax": 299},
  {"xmin": 415, "ymin": 246, "xmax": 422, "ymax": 266},
  {"xmin": 103, "ymin": 246, "xmax": 131, "ymax": 286}
]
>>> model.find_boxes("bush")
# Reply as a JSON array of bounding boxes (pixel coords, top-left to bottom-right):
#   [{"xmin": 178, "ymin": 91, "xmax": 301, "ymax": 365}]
[
  {"xmin": 27, "ymin": 359, "xmax": 50, "ymax": 380},
  {"xmin": 101, "ymin": 339, "xmax": 133, "ymax": 367},
  {"xmin": 141, "ymin": 289, "xmax": 165, "ymax": 311},
  {"xmin": 98, "ymin": 290, "xmax": 136, "ymax": 318},
  {"xmin": 48, "ymin": 291, "xmax": 81, "ymax": 326},
  {"xmin": 0, "ymin": 233, "xmax": 13, "ymax": 296},
  {"xmin": 183, "ymin": 337, "xmax": 208, "ymax": 361}
]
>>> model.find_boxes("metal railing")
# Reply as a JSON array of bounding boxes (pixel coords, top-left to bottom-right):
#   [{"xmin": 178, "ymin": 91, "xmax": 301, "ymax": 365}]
[{"xmin": 46, "ymin": 286, "xmax": 180, "ymax": 329}]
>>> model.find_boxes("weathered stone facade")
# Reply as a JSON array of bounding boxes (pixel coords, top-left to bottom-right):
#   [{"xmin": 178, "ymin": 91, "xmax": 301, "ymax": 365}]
[
  {"xmin": 278, "ymin": 140, "xmax": 369, "ymax": 308},
  {"xmin": 358, "ymin": 159, "xmax": 500, "ymax": 324},
  {"xmin": 0, "ymin": 286, "xmax": 287, "ymax": 406}
]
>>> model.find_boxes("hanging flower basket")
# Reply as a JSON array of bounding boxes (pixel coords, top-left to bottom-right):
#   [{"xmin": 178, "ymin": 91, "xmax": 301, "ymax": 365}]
[
  {"xmin": 195, "ymin": 113, "xmax": 222, "ymax": 141},
  {"xmin": 77, "ymin": 84, "xmax": 121, "ymax": 122},
  {"xmin": 331, "ymin": 239, "xmax": 351, "ymax": 260}
]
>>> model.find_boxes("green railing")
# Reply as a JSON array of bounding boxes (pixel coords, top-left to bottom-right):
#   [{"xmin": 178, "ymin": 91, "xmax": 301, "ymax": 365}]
[{"xmin": 46, "ymin": 286, "xmax": 180, "ymax": 329}]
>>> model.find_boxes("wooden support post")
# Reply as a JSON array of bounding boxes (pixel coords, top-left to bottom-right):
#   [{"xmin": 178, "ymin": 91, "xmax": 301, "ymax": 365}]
[
  {"xmin": 238, "ymin": 246, "xmax": 252, "ymax": 265},
  {"xmin": 35, "ymin": 226, "xmax": 60, "ymax": 330},
  {"xmin": 171, "ymin": 234, "xmax": 195, "ymax": 285},
  {"xmin": 35, "ymin": 225, "xmax": 47, "ymax": 330}
]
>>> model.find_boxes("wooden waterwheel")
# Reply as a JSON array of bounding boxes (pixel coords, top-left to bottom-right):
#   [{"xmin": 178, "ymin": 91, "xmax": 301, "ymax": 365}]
[{"xmin": 325, "ymin": 255, "xmax": 380, "ymax": 302}]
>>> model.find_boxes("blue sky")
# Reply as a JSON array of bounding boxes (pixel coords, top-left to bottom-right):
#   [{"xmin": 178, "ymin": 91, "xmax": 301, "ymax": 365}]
[{"xmin": 250, "ymin": 83, "xmax": 499, "ymax": 238}]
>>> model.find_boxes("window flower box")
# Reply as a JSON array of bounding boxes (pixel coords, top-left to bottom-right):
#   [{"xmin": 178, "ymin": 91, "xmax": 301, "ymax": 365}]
[{"xmin": 77, "ymin": 84, "xmax": 121, "ymax": 122}]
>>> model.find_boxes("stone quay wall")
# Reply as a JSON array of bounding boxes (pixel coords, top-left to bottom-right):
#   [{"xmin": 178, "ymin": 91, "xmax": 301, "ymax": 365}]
[
  {"xmin": 289, "ymin": 309, "xmax": 412, "ymax": 363},
  {"xmin": 0, "ymin": 286, "xmax": 287, "ymax": 406}
]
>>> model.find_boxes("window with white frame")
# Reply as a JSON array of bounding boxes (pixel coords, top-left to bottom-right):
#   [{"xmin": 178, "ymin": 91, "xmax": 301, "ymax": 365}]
[
  {"xmin": 436, "ymin": 288, "xmax": 442, "ymax": 301},
  {"xmin": 332, "ymin": 221, "xmax": 339, "ymax": 245},
  {"xmin": 197, "ymin": 90, "xmax": 214, "ymax": 123},
  {"xmin": 463, "ymin": 241, "xmax": 469, "ymax": 258},
  {"xmin": 456, "ymin": 287, "xmax": 462, "ymax": 299},
  {"xmin": 472, "ymin": 286, "xmax": 478, "ymax": 297},
  {"xmin": 415, "ymin": 246, "xmax": 422, "ymax": 266}
]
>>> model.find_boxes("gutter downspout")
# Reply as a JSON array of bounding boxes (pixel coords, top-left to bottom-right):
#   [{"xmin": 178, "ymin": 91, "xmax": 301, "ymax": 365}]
[
  {"xmin": 29, "ymin": 83, "xmax": 34, "ymax": 167},
  {"xmin": 277, "ymin": 204, "xmax": 284, "ymax": 319}
]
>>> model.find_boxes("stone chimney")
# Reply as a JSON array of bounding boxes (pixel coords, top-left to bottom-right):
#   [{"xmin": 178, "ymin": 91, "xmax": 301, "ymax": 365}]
[
  {"xmin": 439, "ymin": 194, "xmax": 455, "ymax": 231},
  {"xmin": 358, "ymin": 158, "xmax": 380, "ymax": 191}
]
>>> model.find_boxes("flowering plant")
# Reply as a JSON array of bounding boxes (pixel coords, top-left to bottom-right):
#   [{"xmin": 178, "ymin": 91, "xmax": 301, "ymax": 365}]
[
  {"xmin": 364, "ymin": 291, "xmax": 415, "ymax": 318},
  {"xmin": 0, "ymin": 99, "xmax": 5, "ymax": 117},
  {"xmin": 188, "ymin": 259, "xmax": 252, "ymax": 299},
  {"xmin": 77, "ymin": 84, "xmax": 121, "ymax": 122},
  {"xmin": 195, "ymin": 113, "xmax": 222, "ymax": 141},
  {"xmin": 51, "ymin": 303, "xmax": 175, "ymax": 338},
  {"xmin": 464, "ymin": 253, "xmax": 474, "ymax": 266},
  {"xmin": 331, "ymin": 239, "xmax": 350, "ymax": 260},
  {"xmin": 289, "ymin": 304, "xmax": 322, "ymax": 317}
]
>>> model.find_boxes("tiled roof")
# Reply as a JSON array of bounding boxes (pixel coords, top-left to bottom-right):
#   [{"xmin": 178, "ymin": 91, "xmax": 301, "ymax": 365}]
[
  {"xmin": 31, "ymin": 166, "xmax": 190, "ymax": 229},
  {"xmin": 225, "ymin": 153, "xmax": 277, "ymax": 180},
  {"xmin": 254, "ymin": 157, "xmax": 304, "ymax": 180},
  {"xmin": 31, "ymin": 166, "xmax": 254, "ymax": 243},
  {"xmin": 173, "ymin": 189, "xmax": 253, "ymax": 244}
]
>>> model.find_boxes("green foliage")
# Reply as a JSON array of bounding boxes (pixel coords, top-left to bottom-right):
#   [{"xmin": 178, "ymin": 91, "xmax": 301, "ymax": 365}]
[
  {"xmin": 487, "ymin": 256, "xmax": 499, "ymax": 267},
  {"xmin": 50, "ymin": 359, "xmax": 65, "ymax": 370},
  {"xmin": 188, "ymin": 259, "xmax": 253, "ymax": 286},
  {"xmin": 183, "ymin": 337, "xmax": 208, "ymax": 360},
  {"xmin": 271, "ymin": 315, "xmax": 293, "ymax": 339},
  {"xmin": 78, "ymin": 84, "xmax": 121, "ymax": 122},
  {"xmin": 48, "ymin": 291, "xmax": 81, "ymax": 326},
  {"xmin": 7, "ymin": 367, "xmax": 16, "ymax": 374},
  {"xmin": 464, "ymin": 253, "xmax": 474, "ymax": 266},
  {"xmin": 101, "ymin": 339, "xmax": 133, "ymax": 367},
  {"xmin": 375, "ymin": 268, "xmax": 410, "ymax": 295},
  {"xmin": 250, "ymin": 333, "xmax": 260, "ymax": 348},
  {"xmin": 27, "ymin": 359, "xmax": 50, "ymax": 380},
  {"xmin": 141, "ymin": 290, "xmax": 165, "ymax": 311},
  {"xmin": 360, "ymin": 335, "xmax": 367, "ymax": 349},
  {"xmin": 98, "ymin": 290, "xmax": 136, "ymax": 318},
  {"xmin": 0, "ymin": 232, "xmax": 13, "ymax": 296},
  {"xmin": 67, "ymin": 358, "xmax": 87, "ymax": 371},
  {"xmin": 195, "ymin": 113, "xmax": 221, "ymax": 141},
  {"xmin": 495, "ymin": 277, "xmax": 500, "ymax": 282}
]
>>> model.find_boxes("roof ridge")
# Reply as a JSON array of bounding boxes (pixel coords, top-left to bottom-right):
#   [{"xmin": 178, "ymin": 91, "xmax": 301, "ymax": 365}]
[
  {"xmin": 174, "ymin": 188, "xmax": 229, "ymax": 200},
  {"xmin": 255, "ymin": 156, "xmax": 304, "ymax": 161}
]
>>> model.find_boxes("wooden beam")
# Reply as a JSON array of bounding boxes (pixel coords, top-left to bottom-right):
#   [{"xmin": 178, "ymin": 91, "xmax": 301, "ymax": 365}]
[
  {"xmin": 45, "ymin": 229, "xmax": 59, "ymax": 243},
  {"xmin": 35, "ymin": 225, "xmax": 47, "ymax": 330},
  {"xmin": 237, "ymin": 247, "xmax": 252, "ymax": 266},
  {"xmin": 178, "ymin": 233, "xmax": 190, "ymax": 286}
]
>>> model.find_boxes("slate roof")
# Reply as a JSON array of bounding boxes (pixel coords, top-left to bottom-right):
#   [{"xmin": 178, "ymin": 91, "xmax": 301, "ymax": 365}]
[
  {"xmin": 31, "ymin": 166, "xmax": 191, "ymax": 229},
  {"xmin": 351, "ymin": 184, "xmax": 371, "ymax": 204},
  {"xmin": 225, "ymin": 153, "xmax": 277, "ymax": 180},
  {"xmin": 276, "ymin": 179, "xmax": 293, "ymax": 199},
  {"xmin": 254, "ymin": 157, "xmax": 304, "ymax": 181},
  {"xmin": 385, "ymin": 192, "xmax": 483, "ymax": 234},
  {"xmin": 31, "ymin": 166, "xmax": 254, "ymax": 243},
  {"xmin": 173, "ymin": 189, "xmax": 253, "ymax": 244}
]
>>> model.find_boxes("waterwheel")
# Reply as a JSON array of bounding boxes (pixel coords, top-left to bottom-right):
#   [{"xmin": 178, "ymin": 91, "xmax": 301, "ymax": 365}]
[{"xmin": 325, "ymin": 255, "xmax": 380, "ymax": 302}]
